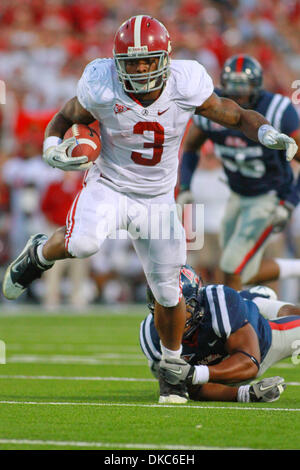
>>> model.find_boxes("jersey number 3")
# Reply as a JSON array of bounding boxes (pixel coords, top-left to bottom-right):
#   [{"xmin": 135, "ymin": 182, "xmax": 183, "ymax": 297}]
[{"xmin": 131, "ymin": 122, "xmax": 164, "ymax": 166}]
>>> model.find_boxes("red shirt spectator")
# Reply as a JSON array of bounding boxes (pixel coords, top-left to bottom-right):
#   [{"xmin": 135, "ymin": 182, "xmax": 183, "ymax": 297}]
[{"xmin": 41, "ymin": 173, "xmax": 83, "ymax": 227}]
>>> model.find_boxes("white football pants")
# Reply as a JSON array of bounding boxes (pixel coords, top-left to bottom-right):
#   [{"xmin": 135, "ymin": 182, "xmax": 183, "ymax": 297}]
[{"xmin": 65, "ymin": 174, "xmax": 186, "ymax": 307}]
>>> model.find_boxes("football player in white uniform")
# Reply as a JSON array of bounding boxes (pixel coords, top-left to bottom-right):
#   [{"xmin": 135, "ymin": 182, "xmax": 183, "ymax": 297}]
[{"xmin": 3, "ymin": 15, "xmax": 298, "ymax": 404}]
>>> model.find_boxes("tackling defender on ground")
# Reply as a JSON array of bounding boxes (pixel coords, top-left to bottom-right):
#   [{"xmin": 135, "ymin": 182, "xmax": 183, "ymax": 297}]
[{"xmin": 140, "ymin": 265, "xmax": 300, "ymax": 403}]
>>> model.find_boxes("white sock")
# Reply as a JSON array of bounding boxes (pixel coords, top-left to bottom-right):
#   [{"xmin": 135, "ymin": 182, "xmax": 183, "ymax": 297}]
[
  {"xmin": 275, "ymin": 258, "xmax": 300, "ymax": 279},
  {"xmin": 36, "ymin": 242, "xmax": 54, "ymax": 267},
  {"xmin": 160, "ymin": 342, "xmax": 182, "ymax": 361}
]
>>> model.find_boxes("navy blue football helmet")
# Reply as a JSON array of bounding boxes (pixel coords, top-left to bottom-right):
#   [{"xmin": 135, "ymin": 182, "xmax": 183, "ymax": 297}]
[
  {"xmin": 220, "ymin": 54, "xmax": 263, "ymax": 108},
  {"xmin": 146, "ymin": 265, "xmax": 205, "ymax": 340}
]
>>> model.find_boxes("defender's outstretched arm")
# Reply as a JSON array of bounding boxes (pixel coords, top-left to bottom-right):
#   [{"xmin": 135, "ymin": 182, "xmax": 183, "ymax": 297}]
[{"xmin": 196, "ymin": 93, "xmax": 298, "ymax": 161}]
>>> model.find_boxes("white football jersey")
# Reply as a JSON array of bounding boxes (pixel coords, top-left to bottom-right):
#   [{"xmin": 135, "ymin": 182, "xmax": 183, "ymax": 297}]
[{"xmin": 77, "ymin": 58, "xmax": 213, "ymax": 196}]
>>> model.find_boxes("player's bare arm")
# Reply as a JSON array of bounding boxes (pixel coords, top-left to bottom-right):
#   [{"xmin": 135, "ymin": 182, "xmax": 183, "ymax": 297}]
[
  {"xmin": 206, "ymin": 322, "xmax": 261, "ymax": 383},
  {"xmin": 188, "ymin": 377, "xmax": 286, "ymax": 403},
  {"xmin": 161, "ymin": 319, "xmax": 261, "ymax": 388},
  {"xmin": 45, "ymin": 97, "xmax": 95, "ymax": 139},
  {"xmin": 196, "ymin": 92, "xmax": 298, "ymax": 161},
  {"xmin": 188, "ymin": 382, "xmax": 238, "ymax": 402},
  {"xmin": 196, "ymin": 92, "xmax": 270, "ymax": 141}
]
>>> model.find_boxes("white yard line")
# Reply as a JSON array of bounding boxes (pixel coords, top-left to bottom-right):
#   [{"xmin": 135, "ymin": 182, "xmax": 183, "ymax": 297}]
[
  {"xmin": 7, "ymin": 343, "xmax": 140, "ymax": 352},
  {"xmin": 4, "ymin": 354, "xmax": 299, "ymax": 370},
  {"xmin": 0, "ymin": 374, "xmax": 155, "ymax": 382},
  {"xmin": 0, "ymin": 305, "xmax": 146, "ymax": 317},
  {"xmin": 0, "ymin": 400, "xmax": 299, "ymax": 412},
  {"xmin": 270, "ymin": 363, "xmax": 296, "ymax": 369},
  {"xmin": 0, "ymin": 374, "xmax": 299, "ymax": 386},
  {"xmin": 0, "ymin": 438, "xmax": 252, "ymax": 450},
  {"xmin": 6, "ymin": 354, "xmax": 145, "ymax": 365}
]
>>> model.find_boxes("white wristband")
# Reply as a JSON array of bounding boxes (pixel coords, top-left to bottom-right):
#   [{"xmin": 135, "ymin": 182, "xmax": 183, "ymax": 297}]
[
  {"xmin": 237, "ymin": 384, "xmax": 250, "ymax": 403},
  {"xmin": 43, "ymin": 136, "xmax": 62, "ymax": 153},
  {"xmin": 192, "ymin": 365, "xmax": 209, "ymax": 384},
  {"xmin": 258, "ymin": 124, "xmax": 275, "ymax": 144}
]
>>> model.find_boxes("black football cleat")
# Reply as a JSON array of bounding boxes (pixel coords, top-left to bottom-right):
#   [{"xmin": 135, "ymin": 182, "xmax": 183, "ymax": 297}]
[
  {"xmin": 158, "ymin": 374, "xmax": 189, "ymax": 404},
  {"xmin": 2, "ymin": 234, "xmax": 54, "ymax": 300},
  {"xmin": 158, "ymin": 358, "xmax": 194, "ymax": 404}
]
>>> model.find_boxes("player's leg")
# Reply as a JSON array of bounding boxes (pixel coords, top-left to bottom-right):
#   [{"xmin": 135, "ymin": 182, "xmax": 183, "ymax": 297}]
[
  {"xmin": 43, "ymin": 257, "xmax": 68, "ymax": 309},
  {"xmin": 42, "ymin": 226, "xmax": 71, "ymax": 261},
  {"xmin": 219, "ymin": 192, "xmax": 242, "ymax": 290},
  {"xmin": 277, "ymin": 304, "xmax": 300, "ymax": 317},
  {"xmin": 3, "ymin": 177, "xmax": 122, "ymax": 300},
  {"xmin": 154, "ymin": 300, "xmax": 186, "ymax": 351},
  {"xmin": 132, "ymin": 233, "xmax": 187, "ymax": 359},
  {"xmin": 69, "ymin": 258, "xmax": 90, "ymax": 308},
  {"xmin": 130, "ymin": 192, "xmax": 189, "ymax": 403},
  {"xmin": 258, "ymin": 318, "xmax": 300, "ymax": 377},
  {"xmin": 252, "ymin": 297, "xmax": 295, "ymax": 320},
  {"xmin": 3, "ymin": 197, "xmax": 83, "ymax": 300},
  {"xmin": 245, "ymin": 257, "xmax": 300, "ymax": 285},
  {"xmin": 220, "ymin": 193, "xmax": 277, "ymax": 290},
  {"xmin": 246, "ymin": 258, "xmax": 279, "ymax": 284}
]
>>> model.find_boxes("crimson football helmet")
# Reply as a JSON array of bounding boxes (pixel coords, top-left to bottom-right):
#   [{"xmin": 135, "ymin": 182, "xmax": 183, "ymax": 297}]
[{"xmin": 113, "ymin": 15, "xmax": 172, "ymax": 93}]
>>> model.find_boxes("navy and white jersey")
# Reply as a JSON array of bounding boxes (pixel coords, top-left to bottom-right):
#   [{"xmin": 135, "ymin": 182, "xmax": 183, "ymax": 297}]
[
  {"xmin": 193, "ymin": 89, "xmax": 300, "ymax": 198},
  {"xmin": 140, "ymin": 285, "xmax": 272, "ymax": 367}
]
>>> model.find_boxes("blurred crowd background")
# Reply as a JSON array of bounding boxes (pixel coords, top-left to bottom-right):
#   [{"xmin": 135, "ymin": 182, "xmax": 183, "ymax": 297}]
[{"xmin": 1, "ymin": 0, "xmax": 300, "ymax": 309}]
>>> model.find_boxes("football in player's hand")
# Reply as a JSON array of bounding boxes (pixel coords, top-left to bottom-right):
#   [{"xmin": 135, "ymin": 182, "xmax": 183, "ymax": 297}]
[{"xmin": 64, "ymin": 124, "xmax": 101, "ymax": 163}]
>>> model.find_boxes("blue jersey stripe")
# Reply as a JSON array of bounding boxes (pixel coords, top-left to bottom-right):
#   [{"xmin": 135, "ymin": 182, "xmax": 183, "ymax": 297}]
[
  {"xmin": 265, "ymin": 94, "xmax": 282, "ymax": 125},
  {"xmin": 139, "ymin": 314, "xmax": 161, "ymax": 362},
  {"xmin": 206, "ymin": 286, "xmax": 221, "ymax": 337},
  {"xmin": 216, "ymin": 285, "xmax": 232, "ymax": 338},
  {"xmin": 206, "ymin": 285, "xmax": 232, "ymax": 338},
  {"xmin": 273, "ymin": 96, "xmax": 290, "ymax": 131},
  {"xmin": 206, "ymin": 286, "xmax": 224, "ymax": 337},
  {"xmin": 212, "ymin": 286, "xmax": 226, "ymax": 337}
]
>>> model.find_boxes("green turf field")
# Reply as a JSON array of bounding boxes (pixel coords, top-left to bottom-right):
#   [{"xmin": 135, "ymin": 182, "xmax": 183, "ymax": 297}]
[{"xmin": 0, "ymin": 305, "xmax": 299, "ymax": 451}]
